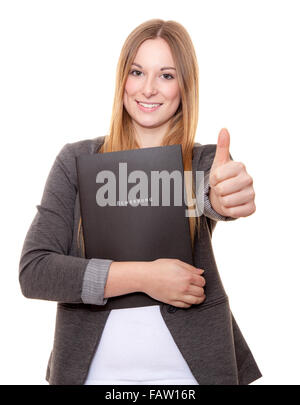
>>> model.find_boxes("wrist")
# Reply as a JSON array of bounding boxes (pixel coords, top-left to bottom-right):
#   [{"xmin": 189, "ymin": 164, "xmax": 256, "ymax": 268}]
[
  {"xmin": 209, "ymin": 187, "xmax": 225, "ymax": 216},
  {"xmin": 133, "ymin": 261, "xmax": 152, "ymax": 294}
]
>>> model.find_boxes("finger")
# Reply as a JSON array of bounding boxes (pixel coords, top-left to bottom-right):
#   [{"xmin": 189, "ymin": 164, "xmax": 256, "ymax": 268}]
[
  {"xmin": 210, "ymin": 161, "xmax": 243, "ymax": 188},
  {"xmin": 177, "ymin": 260, "xmax": 205, "ymax": 275},
  {"xmin": 212, "ymin": 128, "xmax": 231, "ymax": 169},
  {"xmin": 223, "ymin": 200, "xmax": 256, "ymax": 218},
  {"xmin": 186, "ymin": 285, "xmax": 205, "ymax": 297},
  {"xmin": 171, "ymin": 301, "xmax": 192, "ymax": 308},
  {"xmin": 190, "ymin": 274, "xmax": 206, "ymax": 287},
  {"xmin": 213, "ymin": 171, "xmax": 252, "ymax": 196},
  {"xmin": 220, "ymin": 186, "xmax": 255, "ymax": 208},
  {"xmin": 182, "ymin": 294, "xmax": 206, "ymax": 305}
]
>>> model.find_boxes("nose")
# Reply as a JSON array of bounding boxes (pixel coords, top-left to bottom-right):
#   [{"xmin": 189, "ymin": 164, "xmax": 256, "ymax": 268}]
[{"xmin": 142, "ymin": 74, "xmax": 158, "ymax": 98}]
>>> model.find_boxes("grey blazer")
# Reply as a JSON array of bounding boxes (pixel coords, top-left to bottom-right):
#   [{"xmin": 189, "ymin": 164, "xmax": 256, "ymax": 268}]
[{"xmin": 18, "ymin": 135, "xmax": 262, "ymax": 385}]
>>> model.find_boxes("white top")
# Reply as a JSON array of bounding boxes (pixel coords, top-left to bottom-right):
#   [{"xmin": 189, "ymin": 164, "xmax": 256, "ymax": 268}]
[{"xmin": 84, "ymin": 305, "xmax": 198, "ymax": 385}]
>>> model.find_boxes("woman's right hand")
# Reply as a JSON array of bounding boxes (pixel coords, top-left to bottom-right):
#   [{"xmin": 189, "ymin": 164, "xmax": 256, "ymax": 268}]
[{"xmin": 142, "ymin": 258, "xmax": 206, "ymax": 308}]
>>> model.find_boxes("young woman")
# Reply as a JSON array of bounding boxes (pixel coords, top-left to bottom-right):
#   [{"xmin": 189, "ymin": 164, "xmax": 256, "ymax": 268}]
[{"xmin": 19, "ymin": 19, "xmax": 262, "ymax": 385}]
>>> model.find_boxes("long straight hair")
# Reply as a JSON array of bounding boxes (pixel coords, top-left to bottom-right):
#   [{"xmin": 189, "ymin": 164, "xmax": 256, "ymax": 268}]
[{"xmin": 78, "ymin": 19, "xmax": 201, "ymax": 257}]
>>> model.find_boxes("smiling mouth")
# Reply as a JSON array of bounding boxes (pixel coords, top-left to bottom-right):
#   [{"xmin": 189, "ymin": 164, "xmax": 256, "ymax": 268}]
[
  {"xmin": 135, "ymin": 101, "xmax": 163, "ymax": 112},
  {"xmin": 136, "ymin": 100, "xmax": 163, "ymax": 107}
]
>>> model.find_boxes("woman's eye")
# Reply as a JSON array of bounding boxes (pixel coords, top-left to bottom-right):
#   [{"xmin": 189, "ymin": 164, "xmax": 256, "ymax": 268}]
[
  {"xmin": 129, "ymin": 70, "xmax": 174, "ymax": 80},
  {"xmin": 162, "ymin": 73, "xmax": 174, "ymax": 80},
  {"xmin": 130, "ymin": 70, "xmax": 142, "ymax": 76}
]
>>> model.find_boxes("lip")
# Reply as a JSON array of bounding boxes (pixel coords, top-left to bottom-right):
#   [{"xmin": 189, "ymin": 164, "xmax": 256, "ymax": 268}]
[{"xmin": 136, "ymin": 100, "xmax": 163, "ymax": 113}]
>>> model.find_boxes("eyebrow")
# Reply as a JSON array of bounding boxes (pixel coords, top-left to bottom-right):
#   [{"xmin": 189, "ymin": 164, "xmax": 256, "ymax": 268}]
[{"xmin": 132, "ymin": 62, "xmax": 176, "ymax": 71}]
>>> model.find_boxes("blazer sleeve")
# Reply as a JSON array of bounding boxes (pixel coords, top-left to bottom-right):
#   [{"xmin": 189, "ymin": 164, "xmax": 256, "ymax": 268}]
[{"xmin": 18, "ymin": 143, "xmax": 113, "ymax": 304}]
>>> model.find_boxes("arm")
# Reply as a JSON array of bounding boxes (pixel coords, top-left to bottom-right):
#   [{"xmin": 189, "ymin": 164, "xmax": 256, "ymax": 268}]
[
  {"xmin": 18, "ymin": 143, "xmax": 114, "ymax": 304},
  {"xmin": 19, "ymin": 143, "xmax": 155, "ymax": 305},
  {"xmin": 102, "ymin": 261, "xmax": 149, "ymax": 300},
  {"xmin": 81, "ymin": 259, "xmax": 150, "ymax": 305},
  {"xmin": 19, "ymin": 142, "xmax": 205, "ymax": 307}
]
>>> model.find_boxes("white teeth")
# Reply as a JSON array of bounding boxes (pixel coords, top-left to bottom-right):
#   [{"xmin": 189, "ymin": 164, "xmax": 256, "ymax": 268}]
[{"xmin": 138, "ymin": 102, "xmax": 161, "ymax": 108}]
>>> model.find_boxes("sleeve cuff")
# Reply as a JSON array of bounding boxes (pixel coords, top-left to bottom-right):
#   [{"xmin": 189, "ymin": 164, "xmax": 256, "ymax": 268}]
[{"xmin": 81, "ymin": 258, "xmax": 114, "ymax": 305}]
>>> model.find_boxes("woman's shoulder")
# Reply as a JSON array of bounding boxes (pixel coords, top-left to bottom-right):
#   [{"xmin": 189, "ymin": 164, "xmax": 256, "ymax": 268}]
[
  {"xmin": 63, "ymin": 135, "xmax": 106, "ymax": 156},
  {"xmin": 53, "ymin": 136, "xmax": 106, "ymax": 185},
  {"xmin": 193, "ymin": 142, "xmax": 218, "ymax": 170}
]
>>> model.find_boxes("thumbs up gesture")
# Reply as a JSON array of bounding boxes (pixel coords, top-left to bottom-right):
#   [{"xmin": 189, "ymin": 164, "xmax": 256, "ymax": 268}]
[{"xmin": 208, "ymin": 128, "xmax": 256, "ymax": 218}]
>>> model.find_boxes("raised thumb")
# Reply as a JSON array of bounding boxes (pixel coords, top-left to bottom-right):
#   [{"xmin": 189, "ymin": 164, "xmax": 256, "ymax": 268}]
[{"xmin": 212, "ymin": 128, "xmax": 231, "ymax": 168}]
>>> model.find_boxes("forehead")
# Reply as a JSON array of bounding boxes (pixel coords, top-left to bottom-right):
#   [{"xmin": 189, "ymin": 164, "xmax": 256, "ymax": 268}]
[{"xmin": 134, "ymin": 38, "xmax": 175, "ymax": 67}]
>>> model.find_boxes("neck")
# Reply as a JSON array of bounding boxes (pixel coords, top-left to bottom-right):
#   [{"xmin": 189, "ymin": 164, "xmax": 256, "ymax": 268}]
[{"xmin": 134, "ymin": 124, "xmax": 168, "ymax": 149}]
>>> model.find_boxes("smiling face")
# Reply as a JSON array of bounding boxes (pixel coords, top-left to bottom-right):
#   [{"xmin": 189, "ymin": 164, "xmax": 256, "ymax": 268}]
[{"xmin": 123, "ymin": 37, "xmax": 181, "ymax": 148}]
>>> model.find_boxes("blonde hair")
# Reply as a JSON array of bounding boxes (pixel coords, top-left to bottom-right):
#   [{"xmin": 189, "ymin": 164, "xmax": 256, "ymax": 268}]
[{"xmin": 78, "ymin": 18, "xmax": 201, "ymax": 257}]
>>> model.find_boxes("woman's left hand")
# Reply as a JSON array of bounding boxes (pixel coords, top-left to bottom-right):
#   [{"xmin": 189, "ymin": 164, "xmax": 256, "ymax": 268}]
[{"xmin": 208, "ymin": 128, "xmax": 256, "ymax": 219}]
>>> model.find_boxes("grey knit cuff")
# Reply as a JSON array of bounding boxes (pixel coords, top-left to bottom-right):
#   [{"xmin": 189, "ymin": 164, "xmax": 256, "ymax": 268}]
[
  {"xmin": 81, "ymin": 258, "xmax": 114, "ymax": 305},
  {"xmin": 203, "ymin": 178, "xmax": 237, "ymax": 221}
]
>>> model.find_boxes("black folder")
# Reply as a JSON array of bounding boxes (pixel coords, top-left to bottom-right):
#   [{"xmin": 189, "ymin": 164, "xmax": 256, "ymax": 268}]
[{"xmin": 76, "ymin": 144, "xmax": 193, "ymax": 310}]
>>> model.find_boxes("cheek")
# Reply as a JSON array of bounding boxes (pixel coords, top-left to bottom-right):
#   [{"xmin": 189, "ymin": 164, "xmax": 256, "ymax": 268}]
[
  {"xmin": 166, "ymin": 83, "xmax": 181, "ymax": 101},
  {"xmin": 125, "ymin": 77, "xmax": 138, "ymax": 96}
]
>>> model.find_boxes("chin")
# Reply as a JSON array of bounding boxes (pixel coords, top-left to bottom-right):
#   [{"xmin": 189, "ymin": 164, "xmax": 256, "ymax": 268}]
[{"xmin": 136, "ymin": 119, "xmax": 162, "ymax": 128}]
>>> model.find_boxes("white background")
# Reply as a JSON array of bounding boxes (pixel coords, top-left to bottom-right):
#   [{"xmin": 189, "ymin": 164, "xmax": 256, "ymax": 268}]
[{"xmin": 1, "ymin": 0, "xmax": 299, "ymax": 385}]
